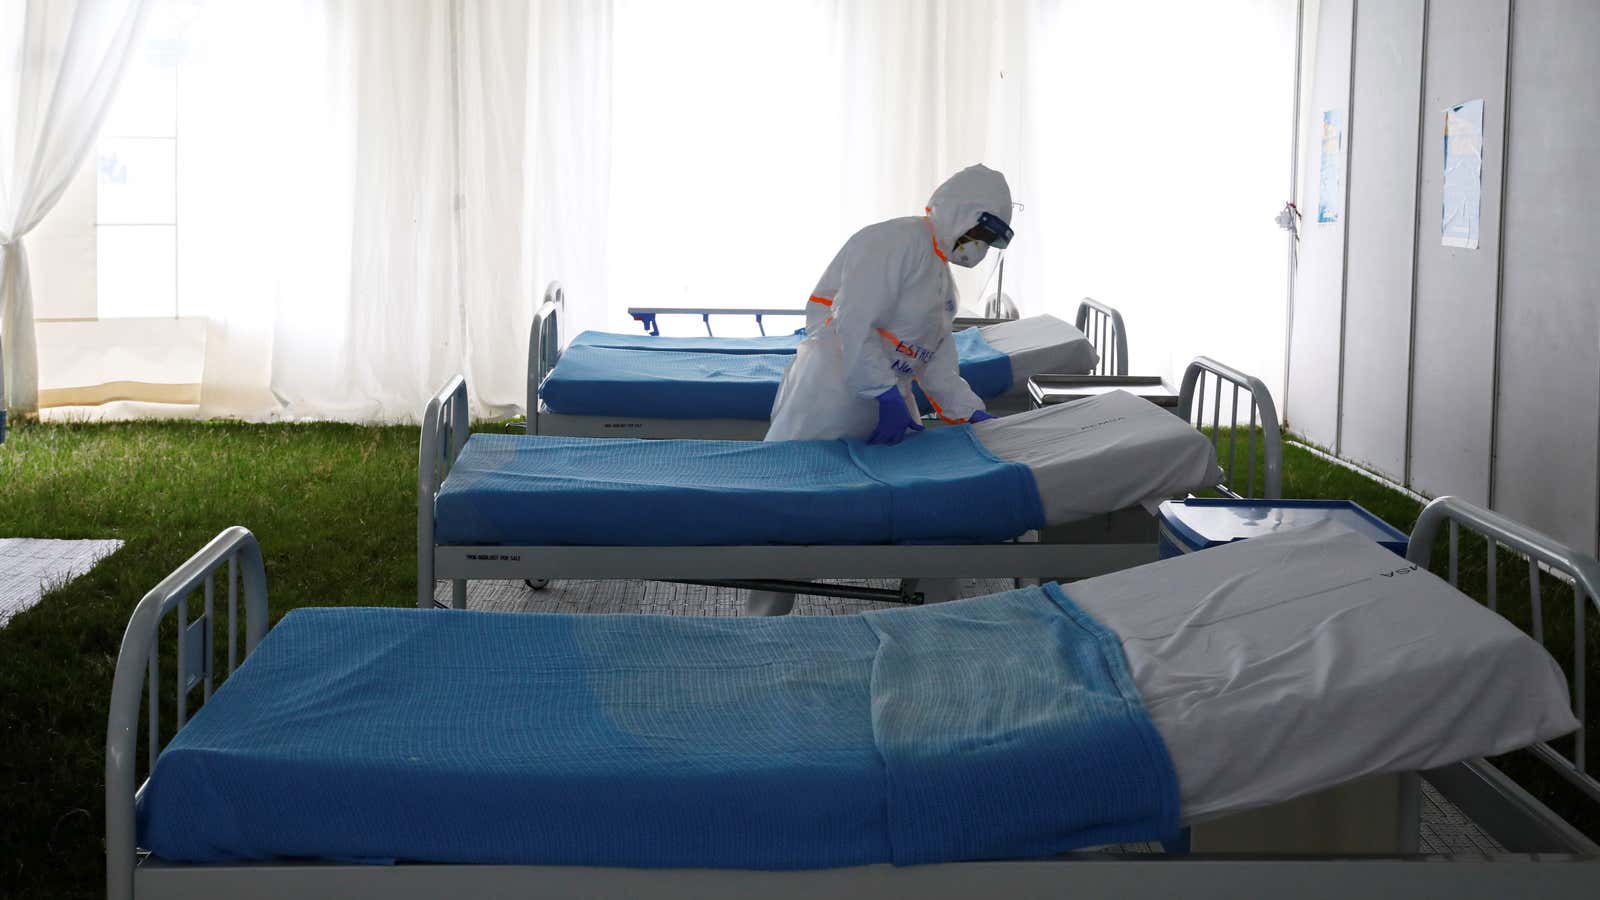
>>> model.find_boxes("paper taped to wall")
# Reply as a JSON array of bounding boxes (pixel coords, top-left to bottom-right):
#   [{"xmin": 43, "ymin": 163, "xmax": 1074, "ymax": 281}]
[
  {"xmin": 1317, "ymin": 109, "xmax": 1344, "ymax": 224},
  {"xmin": 1441, "ymin": 99, "xmax": 1484, "ymax": 250}
]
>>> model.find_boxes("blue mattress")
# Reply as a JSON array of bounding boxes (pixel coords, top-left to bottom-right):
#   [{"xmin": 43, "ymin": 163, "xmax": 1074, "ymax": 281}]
[
  {"xmin": 540, "ymin": 346, "xmax": 791, "ymax": 420},
  {"xmin": 922, "ymin": 327, "xmax": 1012, "ymax": 408},
  {"xmin": 542, "ymin": 328, "xmax": 1013, "ymax": 420},
  {"xmin": 137, "ymin": 586, "xmax": 1179, "ymax": 868},
  {"xmin": 571, "ymin": 329, "xmax": 804, "ymax": 354},
  {"xmin": 433, "ymin": 425, "xmax": 1044, "ymax": 547}
]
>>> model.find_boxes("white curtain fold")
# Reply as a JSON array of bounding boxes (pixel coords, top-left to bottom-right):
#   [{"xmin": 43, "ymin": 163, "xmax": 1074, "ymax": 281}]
[
  {"xmin": 1, "ymin": 0, "xmax": 149, "ymax": 416},
  {"xmin": 173, "ymin": 0, "xmax": 611, "ymax": 422}
]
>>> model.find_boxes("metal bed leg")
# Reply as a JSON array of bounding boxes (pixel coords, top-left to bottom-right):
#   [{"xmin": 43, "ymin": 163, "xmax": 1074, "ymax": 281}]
[
  {"xmin": 746, "ymin": 590, "xmax": 797, "ymax": 616},
  {"xmin": 1399, "ymin": 772, "xmax": 1423, "ymax": 854},
  {"xmin": 451, "ymin": 579, "xmax": 467, "ymax": 611}
]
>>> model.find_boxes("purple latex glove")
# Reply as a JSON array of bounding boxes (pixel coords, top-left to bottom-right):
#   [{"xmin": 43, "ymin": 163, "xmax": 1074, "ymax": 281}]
[
  {"xmin": 969, "ymin": 410, "xmax": 996, "ymax": 423},
  {"xmin": 868, "ymin": 387, "xmax": 925, "ymax": 445}
]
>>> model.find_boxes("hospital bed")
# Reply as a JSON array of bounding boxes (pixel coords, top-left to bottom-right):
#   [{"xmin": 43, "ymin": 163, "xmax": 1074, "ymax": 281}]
[
  {"xmin": 421, "ymin": 364, "xmax": 1247, "ymax": 610},
  {"xmin": 524, "ymin": 282, "xmax": 1122, "ymax": 439},
  {"xmin": 108, "ymin": 497, "xmax": 1600, "ymax": 899}
]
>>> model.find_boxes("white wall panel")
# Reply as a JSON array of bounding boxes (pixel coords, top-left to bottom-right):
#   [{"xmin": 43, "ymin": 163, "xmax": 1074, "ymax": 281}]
[
  {"xmin": 1408, "ymin": 0, "xmax": 1508, "ymax": 504},
  {"xmin": 1337, "ymin": 0, "xmax": 1424, "ymax": 478},
  {"xmin": 1494, "ymin": 0, "xmax": 1600, "ymax": 555},
  {"xmin": 1285, "ymin": 0, "xmax": 1352, "ymax": 448}
]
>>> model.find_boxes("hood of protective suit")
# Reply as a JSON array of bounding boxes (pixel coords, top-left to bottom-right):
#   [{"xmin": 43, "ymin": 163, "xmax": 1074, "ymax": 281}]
[{"xmin": 926, "ymin": 164, "xmax": 1013, "ymax": 258}]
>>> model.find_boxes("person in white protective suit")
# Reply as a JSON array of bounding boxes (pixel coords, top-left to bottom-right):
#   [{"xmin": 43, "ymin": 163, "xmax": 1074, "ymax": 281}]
[
  {"xmin": 765, "ymin": 164, "xmax": 1015, "ymax": 443},
  {"xmin": 749, "ymin": 165, "xmax": 1015, "ymax": 616}
]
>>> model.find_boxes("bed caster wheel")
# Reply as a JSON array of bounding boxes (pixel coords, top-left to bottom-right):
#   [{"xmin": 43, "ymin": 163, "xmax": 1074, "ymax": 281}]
[{"xmin": 525, "ymin": 578, "xmax": 550, "ymax": 591}]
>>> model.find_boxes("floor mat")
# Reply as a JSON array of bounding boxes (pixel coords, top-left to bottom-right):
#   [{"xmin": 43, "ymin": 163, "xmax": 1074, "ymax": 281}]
[{"xmin": 0, "ymin": 538, "xmax": 123, "ymax": 628}]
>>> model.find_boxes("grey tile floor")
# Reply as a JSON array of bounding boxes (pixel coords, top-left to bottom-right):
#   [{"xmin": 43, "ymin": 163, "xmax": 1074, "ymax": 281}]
[{"xmin": 438, "ymin": 576, "xmax": 1503, "ymax": 855}]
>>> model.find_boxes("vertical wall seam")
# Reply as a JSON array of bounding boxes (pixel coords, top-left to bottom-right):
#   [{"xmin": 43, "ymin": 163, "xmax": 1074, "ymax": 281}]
[
  {"xmin": 1335, "ymin": 0, "xmax": 1359, "ymax": 455},
  {"xmin": 1487, "ymin": 0, "xmax": 1516, "ymax": 509},
  {"xmin": 1283, "ymin": 0, "xmax": 1306, "ymax": 420},
  {"xmin": 1403, "ymin": 0, "xmax": 1431, "ymax": 489}
]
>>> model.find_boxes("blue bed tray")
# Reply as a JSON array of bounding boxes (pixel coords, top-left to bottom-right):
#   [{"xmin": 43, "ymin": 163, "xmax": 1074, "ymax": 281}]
[{"xmin": 1156, "ymin": 498, "xmax": 1408, "ymax": 559}]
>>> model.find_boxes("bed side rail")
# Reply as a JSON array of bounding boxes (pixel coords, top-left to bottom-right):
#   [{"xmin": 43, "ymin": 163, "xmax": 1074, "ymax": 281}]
[
  {"xmin": 626, "ymin": 305, "xmax": 805, "ymax": 337},
  {"xmin": 1177, "ymin": 356, "xmax": 1282, "ymax": 500},
  {"xmin": 525, "ymin": 281, "xmax": 564, "ymax": 433},
  {"xmin": 952, "ymin": 315, "xmax": 1013, "ymax": 329},
  {"xmin": 105, "ymin": 527, "xmax": 269, "ymax": 900},
  {"xmin": 1074, "ymin": 297, "xmax": 1129, "ymax": 377},
  {"xmin": 1407, "ymin": 496, "xmax": 1600, "ymax": 811},
  {"xmin": 419, "ymin": 375, "xmax": 470, "ymax": 609}
]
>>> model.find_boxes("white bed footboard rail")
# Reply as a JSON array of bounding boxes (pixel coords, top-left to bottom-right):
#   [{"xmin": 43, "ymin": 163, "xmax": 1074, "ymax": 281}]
[
  {"xmin": 1178, "ymin": 356, "xmax": 1283, "ymax": 500},
  {"xmin": 627, "ymin": 305, "xmax": 805, "ymax": 337},
  {"xmin": 525, "ymin": 282, "xmax": 564, "ymax": 433},
  {"xmin": 105, "ymin": 526, "xmax": 269, "ymax": 900},
  {"xmin": 1074, "ymin": 298, "xmax": 1130, "ymax": 377},
  {"xmin": 1407, "ymin": 496, "xmax": 1600, "ymax": 810},
  {"xmin": 419, "ymin": 375, "xmax": 470, "ymax": 609}
]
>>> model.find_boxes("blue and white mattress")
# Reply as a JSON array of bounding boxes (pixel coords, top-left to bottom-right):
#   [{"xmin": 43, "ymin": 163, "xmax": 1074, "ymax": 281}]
[
  {"xmin": 541, "ymin": 314, "xmax": 1095, "ymax": 420},
  {"xmin": 437, "ymin": 390, "xmax": 1222, "ymax": 548},
  {"xmin": 138, "ymin": 584, "xmax": 1181, "ymax": 867},
  {"xmin": 137, "ymin": 524, "xmax": 1580, "ymax": 867}
]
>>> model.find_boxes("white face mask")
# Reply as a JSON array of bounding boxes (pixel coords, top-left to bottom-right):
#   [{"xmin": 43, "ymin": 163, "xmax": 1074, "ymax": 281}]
[{"xmin": 947, "ymin": 238, "xmax": 989, "ymax": 268}]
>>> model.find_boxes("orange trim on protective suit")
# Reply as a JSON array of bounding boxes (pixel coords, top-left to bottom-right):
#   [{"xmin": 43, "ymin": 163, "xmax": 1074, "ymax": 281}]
[
  {"xmin": 808, "ymin": 295, "xmax": 833, "ymax": 307},
  {"xmin": 923, "ymin": 207, "xmax": 948, "ymax": 263},
  {"xmin": 916, "ymin": 379, "xmax": 968, "ymax": 425},
  {"xmin": 876, "ymin": 327, "xmax": 918, "ymax": 358}
]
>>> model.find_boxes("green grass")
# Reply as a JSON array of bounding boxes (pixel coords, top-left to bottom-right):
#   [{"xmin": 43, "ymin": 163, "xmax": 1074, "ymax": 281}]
[
  {"xmin": 0, "ymin": 420, "xmax": 420, "ymax": 898},
  {"xmin": 0, "ymin": 418, "xmax": 1594, "ymax": 898}
]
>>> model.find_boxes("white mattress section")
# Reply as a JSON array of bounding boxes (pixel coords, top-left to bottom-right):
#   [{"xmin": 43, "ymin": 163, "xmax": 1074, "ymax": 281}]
[
  {"xmin": 979, "ymin": 314, "xmax": 1099, "ymax": 383},
  {"xmin": 1070, "ymin": 520, "xmax": 1579, "ymax": 821},
  {"xmin": 975, "ymin": 390, "xmax": 1221, "ymax": 524}
]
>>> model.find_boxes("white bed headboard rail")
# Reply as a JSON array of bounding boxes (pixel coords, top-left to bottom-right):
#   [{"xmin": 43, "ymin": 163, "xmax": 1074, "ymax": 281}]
[
  {"xmin": 1074, "ymin": 297, "xmax": 1130, "ymax": 377},
  {"xmin": 1407, "ymin": 495, "xmax": 1600, "ymax": 811},
  {"xmin": 625, "ymin": 306, "xmax": 805, "ymax": 337},
  {"xmin": 105, "ymin": 526, "xmax": 269, "ymax": 900},
  {"xmin": 418, "ymin": 375, "xmax": 470, "ymax": 609},
  {"xmin": 526, "ymin": 282, "xmax": 564, "ymax": 432},
  {"xmin": 1177, "ymin": 356, "xmax": 1282, "ymax": 500}
]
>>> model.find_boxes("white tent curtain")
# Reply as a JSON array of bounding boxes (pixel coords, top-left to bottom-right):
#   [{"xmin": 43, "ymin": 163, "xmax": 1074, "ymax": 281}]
[
  {"xmin": 1, "ymin": 0, "xmax": 149, "ymax": 417},
  {"xmin": 19, "ymin": 0, "xmax": 1296, "ymax": 422},
  {"xmin": 163, "ymin": 0, "xmax": 606, "ymax": 422}
]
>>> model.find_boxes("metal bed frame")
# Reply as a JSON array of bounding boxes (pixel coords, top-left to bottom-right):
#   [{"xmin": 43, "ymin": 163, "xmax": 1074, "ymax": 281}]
[
  {"xmin": 425, "ymin": 375, "xmax": 1172, "ymax": 610},
  {"xmin": 1075, "ymin": 296, "xmax": 1130, "ymax": 377},
  {"xmin": 525, "ymin": 282, "xmax": 1125, "ymax": 439},
  {"xmin": 109, "ymin": 497, "xmax": 1600, "ymax": 899},
  {"xmin": 628, "ymin": 305, "xmax": 1020, "ymax": 336},
  {"xmin": 1177, "ymin": 356, "xmax": 1284, "ymax": 499},
  {"xmin": 627, "ymin": 305, "xmax": 805, "ymax": 337}
]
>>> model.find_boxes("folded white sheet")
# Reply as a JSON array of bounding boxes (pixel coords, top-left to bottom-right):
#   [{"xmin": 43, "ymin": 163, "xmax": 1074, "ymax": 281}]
[
  {"xmin": 1070, "ymin": 520, "xmax": 1579, "ymax": 820},
  {"xmin": 979, "ymin": 315, "xmax": 1100, "ymax": 384},
  {"xmin": 974, "ymin": 390, "xmax": 1222, "ymax": 524}
]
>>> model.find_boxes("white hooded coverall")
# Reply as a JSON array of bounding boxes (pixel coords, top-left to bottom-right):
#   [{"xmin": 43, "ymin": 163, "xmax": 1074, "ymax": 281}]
[{"xmin": 765, "ymin": 164, "xmax": 1013, "ymax": 442}]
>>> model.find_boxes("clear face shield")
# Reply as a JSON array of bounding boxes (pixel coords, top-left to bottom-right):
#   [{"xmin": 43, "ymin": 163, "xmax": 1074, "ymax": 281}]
[
  {"xmin": 947, "ymin": 210, "xmax": 1014, "ymax": 268},
  {"xmin": 973, "ymin": 203, "xmax": 1024, "ymax": 315}
]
